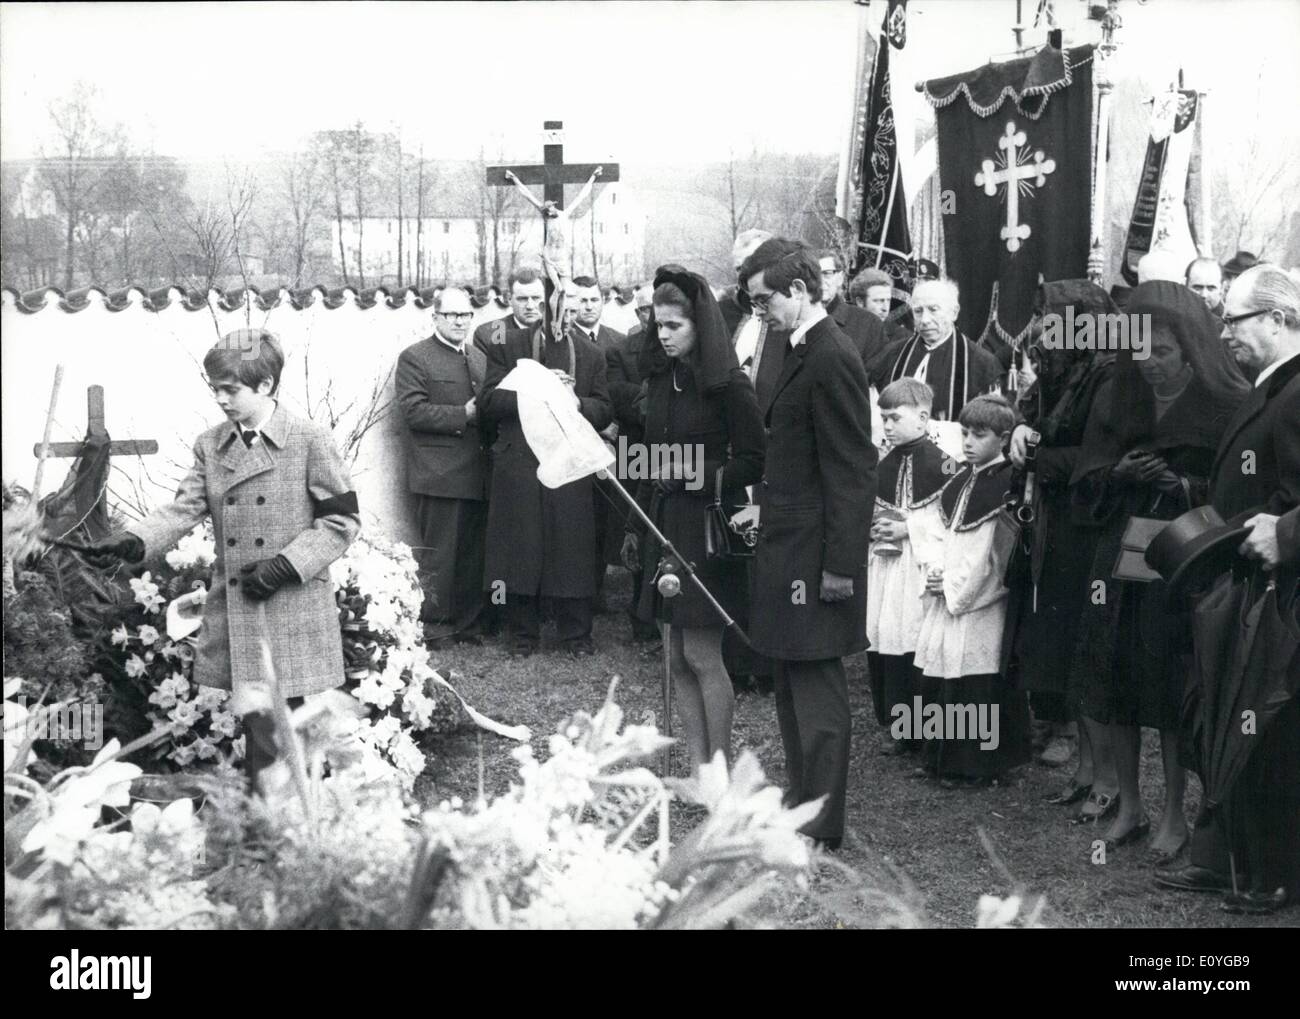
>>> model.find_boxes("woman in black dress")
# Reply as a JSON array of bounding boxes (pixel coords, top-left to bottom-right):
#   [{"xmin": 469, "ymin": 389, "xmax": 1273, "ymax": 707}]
[
  {"xmin": 622, "ymin": 265, "xmax": 765, "ymax": 773},
  {"xmin": 1069, "ymin": 281, "xmax": 1248, "ymax": 855},
  {"xmin": 1005, "ymin": 281, "xmax": 1120, "ymax": 809}
]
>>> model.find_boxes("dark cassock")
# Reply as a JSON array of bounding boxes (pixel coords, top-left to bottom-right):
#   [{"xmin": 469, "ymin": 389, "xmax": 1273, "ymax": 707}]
[
  {"xmin": 1200, "ymin": 346, "xmax": 1300, "ymax": 900},
  {"xmin": 571, "ymin": 321, "xmax": 626, "ymax": 609},
  {"xmin": 826, "ymin": 293, "xmax": 888, "ymax": 376},
  {"xmin": 480, "ymin": 321, "xmax": 613, "ymax": 649},
  {"xmin": 395, "ymin": 330, "xmax": 489, "ymax": 641},
  {"xmin": 913, "ymin": 457, "xmax": 1031, "ymax": 781},
  {"xmin": 750, "ymin": 311, "xmax": 877, "ymax": 842},
  {"xmin": 877, "ymin": 328, "xmax": 1003, "ymax": 420}
]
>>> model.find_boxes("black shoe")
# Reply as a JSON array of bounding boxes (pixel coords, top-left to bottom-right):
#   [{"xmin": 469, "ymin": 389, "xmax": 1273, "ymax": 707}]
[
  {"xmin": 1153, "ymin": 863, "xmax": 1232, "ymax": 893},
  {"xmin": 1221, "ymin": 888, "xmax": 1288, "ymax": 916},
  {"xmin": 1044, "ymin": 779, "xmax": 1092, "ymax": 806},
  {"xmin": 812, "ymin": 836, "xmax": 842, "ymax": 853},
  {"xmin": 453, "ymin": 630, "xmax": 484, "ymax": 646}
]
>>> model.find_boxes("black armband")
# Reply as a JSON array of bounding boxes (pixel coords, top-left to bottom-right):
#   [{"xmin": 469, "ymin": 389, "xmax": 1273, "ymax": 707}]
[{"xmin": 313, "ymin": 491, "xmax": 359, "ymax": 518}]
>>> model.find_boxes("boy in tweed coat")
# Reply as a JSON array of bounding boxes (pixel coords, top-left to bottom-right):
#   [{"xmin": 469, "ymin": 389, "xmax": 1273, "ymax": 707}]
[{"xmin": 86, "ymin": 330, "xmax": 361, "ymax": 780}]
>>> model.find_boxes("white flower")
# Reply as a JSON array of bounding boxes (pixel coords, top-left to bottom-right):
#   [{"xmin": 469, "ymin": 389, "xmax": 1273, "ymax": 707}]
[
  {"xmin": 208, "ymin": 709, "xmax": 238, "ymax": 738},
  {"xmin": 137, "ymin": 624, "xmax": 160, "ymax": 647},
  {"xmin": 124, "ymin": 654, "xmax": 148, "ymax": 679},
  {"xmin": 129, "ymin": 573, "xmax": 165, "ymax": 614},
  {"xmin": 110, "ymin": 624, "xmax": 130, "ymax": 647}
]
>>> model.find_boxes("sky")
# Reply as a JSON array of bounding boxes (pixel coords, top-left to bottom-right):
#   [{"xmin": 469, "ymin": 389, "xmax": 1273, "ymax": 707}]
[{"xmin": 2, "ymin": 0, "xmax": 1297, "ymax": 167}]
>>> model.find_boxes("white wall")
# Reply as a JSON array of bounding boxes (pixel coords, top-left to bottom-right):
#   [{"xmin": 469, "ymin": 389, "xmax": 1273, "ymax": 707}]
[{"xmin": 2, "ymin": 287, "xmax": 434, "ymax": 544}]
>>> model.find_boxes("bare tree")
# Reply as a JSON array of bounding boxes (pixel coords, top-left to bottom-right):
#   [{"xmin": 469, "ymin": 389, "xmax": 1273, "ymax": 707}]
[
  {"xmin": 281, "ymin": 149, "xmax": 325, "ymax": 288},
  {"xmin": 39, "ymin": 82, "xmax": 113, "ymax": 289}
]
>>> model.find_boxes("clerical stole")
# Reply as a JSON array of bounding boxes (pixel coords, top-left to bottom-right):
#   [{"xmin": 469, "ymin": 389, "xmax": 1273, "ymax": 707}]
[{"xmin": 923, "ymin": 43, "xmax": 1094, "ymax": 345}]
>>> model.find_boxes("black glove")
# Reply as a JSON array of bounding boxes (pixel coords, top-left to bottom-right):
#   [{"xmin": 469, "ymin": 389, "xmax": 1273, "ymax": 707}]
[
  {"xmin": 82, "ymin": 533, "xmax": 145, "ymax": 570},
  {"xmin": 239, "ymin": 554, "xmax": 299, "ymax": 602}
]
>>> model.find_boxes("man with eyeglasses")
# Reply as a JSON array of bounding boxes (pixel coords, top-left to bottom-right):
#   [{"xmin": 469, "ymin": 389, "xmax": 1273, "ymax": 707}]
[
  {"xmin": 397, "ymin": 286, "xmax": 491, "ymax": 645},
  {"xmin": 818, "ymin": 249, "xmax": 887, "ymax": 373},
  {"xmin": 1156, "ymin": 263, "xmax": 1300, "ymax": 914}
]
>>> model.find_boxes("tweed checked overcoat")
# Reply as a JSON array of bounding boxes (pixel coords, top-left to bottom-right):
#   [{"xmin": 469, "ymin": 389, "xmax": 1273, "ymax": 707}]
[{"xmin": 128, "ymin": 404, "xmax": 361, "ymax": 699}]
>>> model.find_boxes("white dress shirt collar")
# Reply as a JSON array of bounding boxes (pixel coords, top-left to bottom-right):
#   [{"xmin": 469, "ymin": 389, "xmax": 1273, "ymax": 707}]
[
  {"xmin": 789, "ymin": 305, "xmax": 829, "ymax": 348},
  {"xmin": 1254, "ymin": 349, "xmax": 1299, "ymax": 389}
]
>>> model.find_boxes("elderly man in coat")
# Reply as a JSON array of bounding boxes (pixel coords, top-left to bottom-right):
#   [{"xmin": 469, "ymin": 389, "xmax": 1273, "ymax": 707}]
[
  {"xmin": 85, "ymin": 330, "xmax": 361, "ymax": 783},
  {"xmin": 479, "ymin": 315, "xmax": 612, "ymax": 656},
  {"xmin": 1156, "ymin": 264, "xmax": 1300, "ymax": 913},
  {"xmin": 741, "ymin": 239, "xmax": 877, "ymax": 850}
]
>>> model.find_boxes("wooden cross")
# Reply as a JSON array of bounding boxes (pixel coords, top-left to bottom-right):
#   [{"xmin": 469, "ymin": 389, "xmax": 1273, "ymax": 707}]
[
  {"xmin": 33, "ymin": 384, "xmax": 158, "ymax": 539},
  {"xmin": 34, "ymin": 385, "xmax": 159, "ymax": 461},
  {"xmin": 486, "ymin": 120, "xmax": 620, "ymax": 211}
]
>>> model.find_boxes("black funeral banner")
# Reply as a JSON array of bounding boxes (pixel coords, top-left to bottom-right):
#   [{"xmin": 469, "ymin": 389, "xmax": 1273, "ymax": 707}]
[
  {"xmin": 923, "ymin": 43, "xmax": 1095, "ymax": 344},
  {"xmin": 852, "ymin": 0, "xmax": 913, "ymax": 293}
]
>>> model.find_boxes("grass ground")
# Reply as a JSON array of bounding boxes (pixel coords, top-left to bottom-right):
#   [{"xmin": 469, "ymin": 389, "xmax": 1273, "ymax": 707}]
[{"xmin": 414, "ymin": 571, "xmax": 1296, "ymax": 929}]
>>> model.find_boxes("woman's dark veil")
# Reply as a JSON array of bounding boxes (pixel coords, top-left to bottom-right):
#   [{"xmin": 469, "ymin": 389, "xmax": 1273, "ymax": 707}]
[{"xmin": 637, "ymin": 264, "xmax": 739, "ymax": 392}]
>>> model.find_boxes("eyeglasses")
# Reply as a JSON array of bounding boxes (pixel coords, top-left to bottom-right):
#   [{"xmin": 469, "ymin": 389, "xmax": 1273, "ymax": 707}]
[
  {"xmin": 748, "ymin": 291, "xmax": 778, "ymax": 310},
  {"xmin": 1220, "ymin": 308, "xmax": 1271, "ymax": 329},
  {"xmin": 438, "ymin": 311, "xmax": 473, "ymax": 321}
]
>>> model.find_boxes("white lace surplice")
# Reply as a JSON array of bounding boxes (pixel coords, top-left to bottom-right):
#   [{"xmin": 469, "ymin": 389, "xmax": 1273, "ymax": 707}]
[{"xmin": 913, "ymin": 487, "xmax": 1009, "ymax": 680}]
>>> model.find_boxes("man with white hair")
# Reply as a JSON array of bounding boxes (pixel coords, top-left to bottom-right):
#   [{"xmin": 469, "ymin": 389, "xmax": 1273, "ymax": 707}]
[
  {"xmin": 1156, "ymin": 263, "xmax": 1299, "ymax": 914},
  {"xmin": 720, "ymin": 228, "xmax": 773, "ymax": 338},
  {"xmin": 880, "ymin": 278, "xmax": 1002, "ymax": 421}
]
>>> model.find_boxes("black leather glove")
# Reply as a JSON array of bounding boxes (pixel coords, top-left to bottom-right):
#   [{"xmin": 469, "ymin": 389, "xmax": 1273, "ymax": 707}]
[
  {"xmin": 82, "ymin": 533, "xmax": 145, "ymax": 570},
  {"xmin": 239, "ymin": 554, "xmax": 299, "ymax": 602}
]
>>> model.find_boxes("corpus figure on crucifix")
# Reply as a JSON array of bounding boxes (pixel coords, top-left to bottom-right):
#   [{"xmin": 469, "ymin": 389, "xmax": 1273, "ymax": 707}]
[{"xmin": 505, "ymin": 165, "xmax": 602, "ymax": 340}]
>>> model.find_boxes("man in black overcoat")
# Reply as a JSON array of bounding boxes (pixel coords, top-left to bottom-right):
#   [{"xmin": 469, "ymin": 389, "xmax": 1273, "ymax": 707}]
[
  {"xmin": 1157, "ymin": 264, "xmax": 1300, "ymax": 913},
  {"xmin": 741, "ymin": 238, "xmax": 877, "ymax": 849},
  {"xmin": 818, "ymin": 248, "xmax": 888, "ymax": 372}
]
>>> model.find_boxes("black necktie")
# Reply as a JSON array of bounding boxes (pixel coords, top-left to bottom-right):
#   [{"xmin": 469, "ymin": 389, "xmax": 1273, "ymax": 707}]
[{"xmin": 241, "ymin": 429, "xmax": 259, "ymax": 448}]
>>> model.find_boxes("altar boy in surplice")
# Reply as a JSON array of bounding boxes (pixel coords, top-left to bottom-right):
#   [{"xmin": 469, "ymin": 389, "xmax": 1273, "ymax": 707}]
[
  {"xmin": 866, "ymin": 379, "xmax": 949, "ymax": 755},
  {"xmin": 912, "ymin": 394, "xmax": 1030, "ymax": 784}
]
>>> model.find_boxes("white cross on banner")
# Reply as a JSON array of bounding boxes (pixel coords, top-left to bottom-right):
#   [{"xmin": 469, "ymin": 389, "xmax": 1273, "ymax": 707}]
[
  {"xmin": 496, "ymin": 358, "xmax": 614, "ymax": 489},
  {"xmin": 975, "ymin": 120, "xmax": 1056, "ymax": 253}
]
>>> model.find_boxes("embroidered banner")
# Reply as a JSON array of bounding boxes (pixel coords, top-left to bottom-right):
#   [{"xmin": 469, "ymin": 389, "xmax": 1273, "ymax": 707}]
[
  {"xmin": 1120, "ymin": 88, "xmax": 1202, "ymax": 285},
  {"xmin": 851, "ymin": 0, "xmax": 914, "ymax": 296},
  {"xmin": 923, "ymin": 43, "xmax": 1094, "ymax": 344}
]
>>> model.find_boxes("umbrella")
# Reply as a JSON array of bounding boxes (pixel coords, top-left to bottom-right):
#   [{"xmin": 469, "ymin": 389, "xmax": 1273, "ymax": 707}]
[{"xmin": 1191, "ymin": 568, "xmax": 1300, "ymax": 817}]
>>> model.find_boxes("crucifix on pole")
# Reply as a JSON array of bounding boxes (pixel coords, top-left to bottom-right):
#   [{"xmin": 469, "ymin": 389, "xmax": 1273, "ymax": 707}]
[{"xmin": 486, "ymin": 121, "xmax": 620, "ymax": 341}]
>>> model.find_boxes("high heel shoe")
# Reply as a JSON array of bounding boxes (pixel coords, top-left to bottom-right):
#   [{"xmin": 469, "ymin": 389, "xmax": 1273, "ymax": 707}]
[
  {"xmin": 1070, "ymin": 790, "xmax": 1119, "ymax": 825},
  {"xmin": 1102, "ymin": 818, "xmax": 1150, "ymax": 852},
  {"xmin": 1044, "ymin": 779, "xmax": 1092, "ymax": 806}
]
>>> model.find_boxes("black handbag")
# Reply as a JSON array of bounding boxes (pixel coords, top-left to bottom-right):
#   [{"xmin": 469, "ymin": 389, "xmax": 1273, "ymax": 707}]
[{"xmin": 704, "ymin": 469, "xmax": 757, "ymax": 561}]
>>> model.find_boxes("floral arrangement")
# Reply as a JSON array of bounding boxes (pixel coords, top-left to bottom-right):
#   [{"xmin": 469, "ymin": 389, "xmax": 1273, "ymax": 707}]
[
  {"xmin": 330, "ymin": 532, "xmax": 461, "ymax": 787},
  {"xmin": 104, "ymin": 524, "xmax": 243, "ymax": 767},
  {"xmin": 93, "ymin": 526, "xmax": 464, "ymax": 788},
  {"xmin": 6, "ymin": 685, "xmax": 824, "ymax": 930}
]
